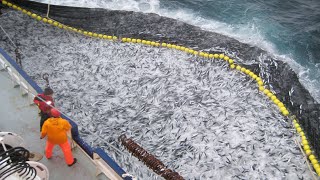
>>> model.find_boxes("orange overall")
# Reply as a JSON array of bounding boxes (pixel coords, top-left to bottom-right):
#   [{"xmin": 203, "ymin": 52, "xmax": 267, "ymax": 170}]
[{"xmin": 41, "ymin": 117, "xmax": 74, "ymax": 165}]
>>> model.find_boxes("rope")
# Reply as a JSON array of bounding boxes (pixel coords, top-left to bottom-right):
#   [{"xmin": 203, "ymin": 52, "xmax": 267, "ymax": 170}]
[
  {"xmin": 294, "ymin": 138, "xmax": 317, "ymax": 180},
  {"xmin": 0, "ymin": 25, "xmax": 17, "ymax": 48},
  {"xmin": 46, "ymin": 2, "xmax": 50, "ymax": 18}
]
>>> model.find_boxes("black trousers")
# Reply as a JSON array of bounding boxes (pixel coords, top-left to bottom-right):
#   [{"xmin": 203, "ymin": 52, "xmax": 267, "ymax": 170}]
[{"xmin": 40, "ymin": 112, "xmax": 50, "ymax": 132}]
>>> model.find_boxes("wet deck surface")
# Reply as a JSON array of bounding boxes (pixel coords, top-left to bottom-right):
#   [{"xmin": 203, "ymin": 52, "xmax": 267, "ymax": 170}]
[{"xmin": 0, "ymin": 69, "xmax": 108, "ymax": 180}]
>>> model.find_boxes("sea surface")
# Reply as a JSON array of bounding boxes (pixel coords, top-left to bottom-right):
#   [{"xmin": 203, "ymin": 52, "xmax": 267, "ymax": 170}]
[{"xmin": 34, "ymin": 0, "xmax": 320, "ymax": 102}]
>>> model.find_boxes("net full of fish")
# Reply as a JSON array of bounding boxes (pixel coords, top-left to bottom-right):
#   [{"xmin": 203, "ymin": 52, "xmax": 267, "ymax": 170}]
[{"xmin": 0, "ymin": 11, "xmax": 312, "ymax": 180}]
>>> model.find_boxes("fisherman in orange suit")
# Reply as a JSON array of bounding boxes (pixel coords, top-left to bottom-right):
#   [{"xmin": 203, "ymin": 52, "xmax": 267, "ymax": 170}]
[{"xmin": 40, "ymin": 108, "xmax": 77, "ymax": 166}]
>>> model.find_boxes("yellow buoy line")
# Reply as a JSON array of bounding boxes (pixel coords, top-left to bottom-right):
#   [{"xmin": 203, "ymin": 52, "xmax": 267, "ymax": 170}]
[{"xmin": 2, "ymin": 0, "xmax": 320, "ymax": 176}]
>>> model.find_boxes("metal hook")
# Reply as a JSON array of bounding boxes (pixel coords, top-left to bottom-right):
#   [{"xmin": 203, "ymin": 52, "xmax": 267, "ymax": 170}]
[{"xmin": 42, "ymin": 73, "xmax": 50, "ymax": 87}]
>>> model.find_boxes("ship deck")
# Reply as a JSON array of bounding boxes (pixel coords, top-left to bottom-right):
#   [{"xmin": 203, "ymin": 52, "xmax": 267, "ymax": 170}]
[{"xmin": 0, "ymin": 60, "xmax": 110, "ymax": 180}]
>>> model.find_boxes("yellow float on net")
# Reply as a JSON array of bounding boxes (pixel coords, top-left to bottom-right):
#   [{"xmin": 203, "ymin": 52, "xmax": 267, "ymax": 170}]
[
  {"xmin": 282, "ymin": 110, "xmax": 289, "ymax": 116},
  {"xmin": 240, "ymin": 67, "xmax": 246, "ymax": 73},
  {"xmin": 263, "ymin": 89, "xmax": 270, "ymax": 95},
  {"xmin": 155, "ymin": 42, "xmax": 160, "ymax": 47},
  {"xmin": 131, "ymin": 39, "xmax": 137, "ymax": 43},
  {"xmin": 122, "ymin": 38, "xmax": 127, "ymax": 42},
  {"xmin": 252, "ymin": 74, "xmax": 258, "ymax": 80},
  {"xmin": 273, "ymin": 99, "xmax": 280, "ymax": 105},
  {"xmin": 31, "ymin": 13, "xmax": 37, "ymax": 18},
  {"xmin": 175, "ymin": 45, "xmax": 181, "ymax": 50},
  {"xmin": 303, "ymin": 145, "xmax": 310, "ymax": 151},
  {"xmin": 167, "ymin": 44, "xmax": 172, "ymax": 48},
  {"xmin": 245, "ymin": 69, "xmax": 250, "ymax": 74},
  {"xmin": 47, "ymin": 19, "xmax": 53, "ymax": 24},
  {"xmin": 7, "ymin": 2, "xmax": 12, "ymax": 7},
  {"xmin": 277, "ymin": 102, "xmax": 285, "ymax": 107},
  {"xmin": 146, "ymin": 41, "xmax": 151, "ymax": 45},
  {"xmin": 315, "ymin": 167, "xmax": 320, "ymax": 175},
  {"xmin": 22, "ymin": 9, "xmax": 27, "ymax": 14},
  {"xmin": 199, "ymin": 52, "xmax": 205, "ymax": 57},
  {"xmin": 279, "ymin": 107, "xmax": 286, "ymax": 112},
  {"xmin": 256, "ymin": 77, "xmax": 262, "ymax": 82},
  {"xmin": 188, "ymin": 49, "xmax": 194, "ymax": 54},
  {"xmin": 236, "ymin": 65, "xmax": 241, "ymax": 71},
  {"xmin": 151, "ymin": 41, "xmax": 156, "ymax": 46},
  {"xmin": 259, "ymin": 86, "xmax": 265, "ymax": 91},
  {"xmin": 12, "ymin": 5, "xmax": 17, "ymax": 9},
  {"xmin": 161, "ymin": 43, "xmax": 167, "ymax": 47},
  {"xmin": 107, "ymin": 36, "xmax": 113, "ymax": 40},
  {"xmin": 102, "ymin": 35, "xmax": 107, "ymax": 39},
  {"xmin": 83, "ymin": 31, "xmax": 88, "ymax": 35},
  {"xmin": 213, "ymin": 54, "xmax": 219, "ymax": 59},
  {"xmin": 180, "ymin": 46, "xmax": 186, "ymax": 51},
  {"xmin": 311, "ymin": 159, "xmax": 318, "ymax": 165},
  {"xmin": 53, "ymin": 22, "xmax": 59, "ymax": 27},
  {"xmin": 112, "ymin": 36, "xmax": 117, "ymax": 40},
  {"xmin": 267, "ymin": 92, "xmax": 273, "ymax": 98},
  {"xmin": 209, "ymin": 54, "xmax": 214, "ymax": 58},
  {"xmin": 294, "ymin": 123, "xmax": 300, "ymax": 128},
  {"xmin": 58, "ymin": 24, "xmax": 63, "ymax": 29},
  {"xmin": 142, "ymin": 40, "xmax": 147, "ymax": 44},
  {"xmin": 17, "ymin": 7, "xmax": 22, "ymax": 11},
  {"xmin": 204, "ymin": 53, "xmax": 209, "ymax": 58},
  {"xmin": 302, "ymin": 136, "xmax": 307, "ymax": 141},
  {"xmin": 219, "ymin": 54, "xmax": 224, "ymax": 59},
  {"xmin": 171, "ymin": 44, "xmax": 176, "ymax": 49},
  {"xmin": 184, "ymin": 48, "xmax": 189, "ymax": 52},
  {"xmin": 230, "ymin": 64, "xmax": 235, "ymax": 69},
  {"xmin": 302, "ymin": 140, "xmax": 308, "ymax": 146},
  {"xmin": 296, "ymin": 127, "xmax": 302, "ymax": 133},
  {"xmin": 257, "ymin": 80, "xmax": 263, "ymax": 86},
  {"xmin": 299, "ymin": 131, "xmax": 304, "ymax": 136},
  {"xmin": 306, "ymin": 150, "xmax": 312, "ymax": 156},
  {"xmin": 2, "ymin": 1, "xmax": 8, "ymax": 5},
  {"xmin": 42, "ymin": 18, "xmax": 48, "ymax": 23},
  {"xmin": 270, "ymin": 95, "xmax": 277, "ymax": 101},
  {"xmin": 224, "ymin": 56, "xmax": 229, "ymax": 61},
  {"xmin": 98, "ymin": 34, "xmax": 103, "ymax": 38},
  {"xmin": 126, "ymin": 38, "xmax": 132, "ymax": 42},
  {"xmin": 228, "ymin": 59, "xmax": 234, "ymax": 64},
  {"xmin": 93, "ymin": 33, "xmax": 98, "ymax": 37},
  {"xmin": 88, "ymin": 32, "xmax": 93, "ymax": 36},
  {"xmin": 193, "ymin": 51, "xmax": 199, "ymax": 55}
]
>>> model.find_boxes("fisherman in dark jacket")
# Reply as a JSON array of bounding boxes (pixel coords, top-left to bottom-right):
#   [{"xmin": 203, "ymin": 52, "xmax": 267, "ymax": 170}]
[{"xmin": 33, "ymin": 87, "xmax": 55, "ymax": 131}]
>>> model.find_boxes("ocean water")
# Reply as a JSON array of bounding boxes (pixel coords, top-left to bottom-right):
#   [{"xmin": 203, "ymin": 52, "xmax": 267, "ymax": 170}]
[{"xmin": 34, "ymin": 0, "xmax": 320, "ymax": 102}]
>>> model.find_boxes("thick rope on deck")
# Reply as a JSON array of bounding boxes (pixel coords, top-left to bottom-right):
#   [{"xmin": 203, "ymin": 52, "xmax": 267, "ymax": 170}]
[{"xmin": 119, "ymin": 134, "xmax": 184, "ymax": 180}]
